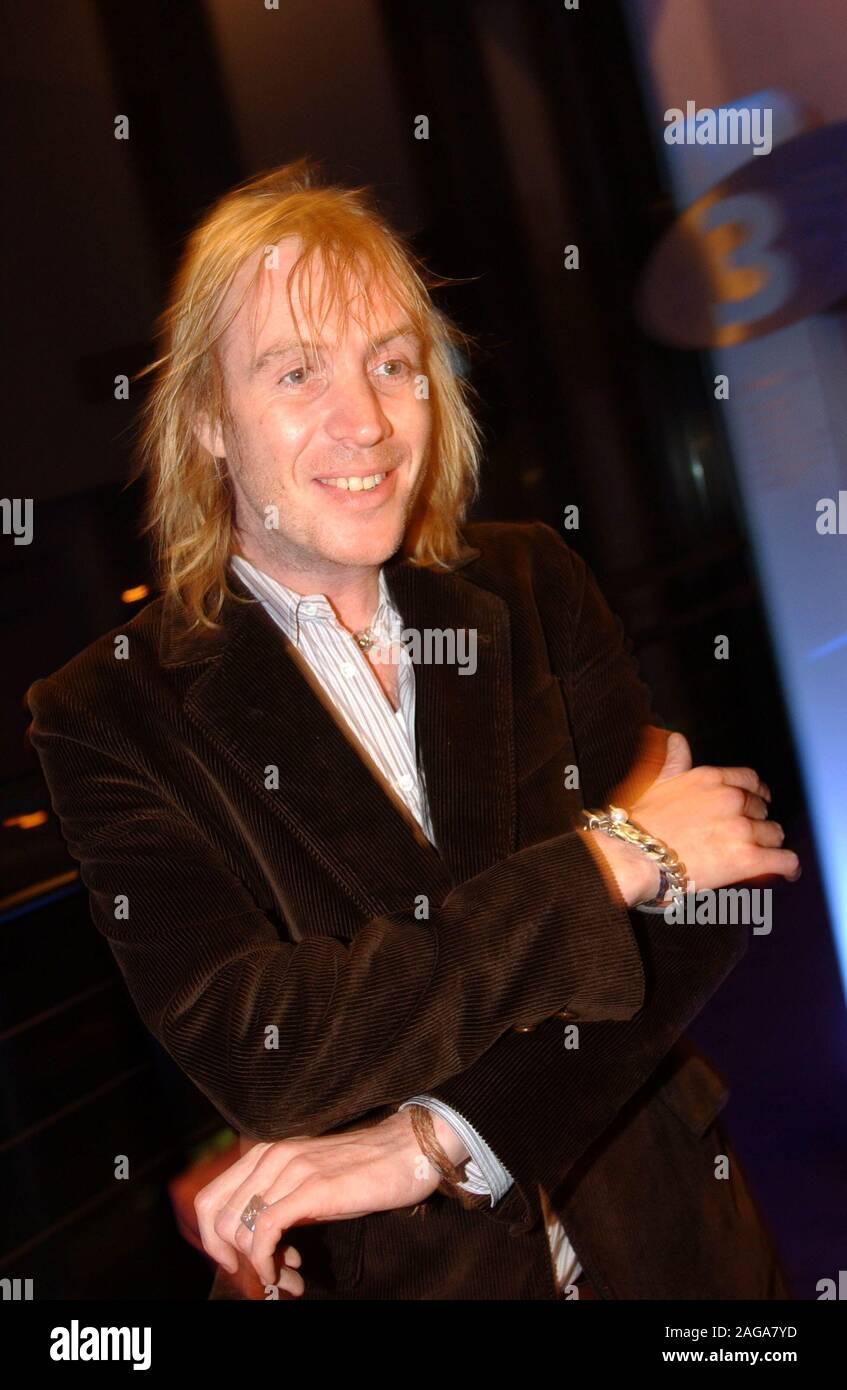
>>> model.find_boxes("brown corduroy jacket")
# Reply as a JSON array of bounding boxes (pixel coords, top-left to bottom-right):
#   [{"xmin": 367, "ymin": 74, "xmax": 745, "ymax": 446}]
[{"xmin": 26, "ymin": 520, "xmax": 787, "ymax": 1300}]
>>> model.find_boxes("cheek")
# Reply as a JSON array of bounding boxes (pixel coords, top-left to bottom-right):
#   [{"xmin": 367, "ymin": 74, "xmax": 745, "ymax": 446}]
[
  {"xmin": 242, "ymin": 401, "xmax": 310, "ymax": 474},
  {"xmin": 267, "ymin": 399, "xmax": 318, "ymax": 461},
  {"xmin": 273, "ymin": 411, "xmax": 309, "ymax": 451},
  {"xmin": 389, "ymin": 395, "xmax": 431, "ymax": 455}
]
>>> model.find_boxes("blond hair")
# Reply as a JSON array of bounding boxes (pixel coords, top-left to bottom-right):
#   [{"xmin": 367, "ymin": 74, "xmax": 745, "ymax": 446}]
[{"xmin": 133, "ymin": 157, "xmax": 483, "ymax": 630}]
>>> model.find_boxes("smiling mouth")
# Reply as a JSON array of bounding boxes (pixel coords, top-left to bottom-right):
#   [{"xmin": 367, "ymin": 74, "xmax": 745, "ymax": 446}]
[{"xmin": 315, "ymin": 471, "xmax": 388, "ymax": 492}]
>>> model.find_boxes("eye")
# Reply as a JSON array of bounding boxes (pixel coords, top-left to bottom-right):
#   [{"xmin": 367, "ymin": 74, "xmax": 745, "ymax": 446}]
[
  {"xmin": 373, "ymin": 358, "xmax": 411, "ymax": 379},
  {"xmin": 279, "ymin": 365, "xmax": 312, "ymax": 387}
]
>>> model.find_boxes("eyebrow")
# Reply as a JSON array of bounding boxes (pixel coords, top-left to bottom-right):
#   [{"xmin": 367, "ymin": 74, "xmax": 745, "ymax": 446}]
[{"xmin": 249, "ymin": 322, "xmax": 421, "ymax": 375}]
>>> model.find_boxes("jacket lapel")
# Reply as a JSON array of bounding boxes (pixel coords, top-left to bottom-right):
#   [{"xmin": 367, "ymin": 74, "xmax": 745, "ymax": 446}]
[
  {"xmin": 383, "ymin": 554, "xmax": 516, "ymax": 884},
  {"xmin": 160, "ymin": 541, "xmax": 516, "ymax": 912}
]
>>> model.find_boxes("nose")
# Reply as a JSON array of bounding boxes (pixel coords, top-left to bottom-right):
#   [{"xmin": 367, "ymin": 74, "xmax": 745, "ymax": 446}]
[{"xmin": 324, "ymin": 371, "xmax": 390, "ymax": 449}]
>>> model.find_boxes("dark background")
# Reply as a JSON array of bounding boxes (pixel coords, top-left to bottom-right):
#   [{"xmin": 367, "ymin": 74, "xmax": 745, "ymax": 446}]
[{"xmin": 2, "ymin": 0, "xmax": 843, "ymax": 1300}]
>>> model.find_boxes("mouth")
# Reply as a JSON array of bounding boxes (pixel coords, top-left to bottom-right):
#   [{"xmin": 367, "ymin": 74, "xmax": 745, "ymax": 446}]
[{"xmin": 312, "ymin": 467, "xmax": 399, "ymax": 504}]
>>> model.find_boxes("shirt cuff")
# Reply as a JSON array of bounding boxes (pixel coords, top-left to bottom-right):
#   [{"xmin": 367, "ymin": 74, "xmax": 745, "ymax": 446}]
[{"xmin": 398, "ymin": 1095, "xmax": 515, "ymax": 1207}]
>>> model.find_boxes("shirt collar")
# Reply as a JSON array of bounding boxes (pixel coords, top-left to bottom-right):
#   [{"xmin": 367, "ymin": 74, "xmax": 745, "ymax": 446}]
[{"xmin": 229, "ymin": 553, "xmax": 402, "ymax": 647}]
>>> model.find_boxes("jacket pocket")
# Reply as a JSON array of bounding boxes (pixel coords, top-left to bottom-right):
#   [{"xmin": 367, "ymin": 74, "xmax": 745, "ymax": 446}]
[{"xmin": 653, "ymin": 1043, "xmax": 730, "ymax": 1139}]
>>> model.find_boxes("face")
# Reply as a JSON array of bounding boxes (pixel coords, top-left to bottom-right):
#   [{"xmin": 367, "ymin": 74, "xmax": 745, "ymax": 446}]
[{"xmin": 198, "ymin": 238, "xmax": 432, "ymax": 584}]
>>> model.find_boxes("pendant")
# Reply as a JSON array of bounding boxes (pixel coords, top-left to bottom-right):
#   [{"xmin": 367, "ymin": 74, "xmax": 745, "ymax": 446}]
[{"xmin": 353, "ymin": 627, "xmax": 378, "ymax": 652}]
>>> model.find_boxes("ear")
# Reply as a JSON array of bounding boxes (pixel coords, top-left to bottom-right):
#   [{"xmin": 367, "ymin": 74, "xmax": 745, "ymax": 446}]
[{"xmin": 193, "ymin": 411, "xmax": 226, "ymax": 459}]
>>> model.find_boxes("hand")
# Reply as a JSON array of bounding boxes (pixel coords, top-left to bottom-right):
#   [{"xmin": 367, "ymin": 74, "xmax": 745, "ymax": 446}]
[
  {"xmin": 195, "ymin": 1110, "xmax": 452, "ymax": 1292},
  {"xmin": 628, "ymin": 731, "xmax": 801, "ymax": 893}
]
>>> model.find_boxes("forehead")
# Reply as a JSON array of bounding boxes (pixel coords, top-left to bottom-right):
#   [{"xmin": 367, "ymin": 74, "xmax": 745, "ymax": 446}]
[{"xmin": 216, "ymin": 236, "xmax": 408, "ymax": 371}]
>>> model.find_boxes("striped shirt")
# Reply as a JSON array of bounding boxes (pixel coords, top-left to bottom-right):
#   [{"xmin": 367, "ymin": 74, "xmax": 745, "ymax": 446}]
[{"xmin": 230, "ymin": 551, "xmax": 581, "ymax": 1295}]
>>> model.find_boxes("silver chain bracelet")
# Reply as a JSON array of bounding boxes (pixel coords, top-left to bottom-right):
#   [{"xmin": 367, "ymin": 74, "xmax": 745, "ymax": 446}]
[{"xmin": 580, "ymin": 804, "xmax": 688, "ymax": 913}]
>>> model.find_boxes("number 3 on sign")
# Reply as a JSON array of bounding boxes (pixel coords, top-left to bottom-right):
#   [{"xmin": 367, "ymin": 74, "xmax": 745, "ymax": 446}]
[{"xmin": 697, "ymin": 193, "xmax": 795, "ymax": 338}]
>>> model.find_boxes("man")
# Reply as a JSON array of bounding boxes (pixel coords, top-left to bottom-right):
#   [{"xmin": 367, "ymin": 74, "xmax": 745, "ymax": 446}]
[{"xmin": 27, "ymin": 158, "xmax": 797, "ymax": 1301}]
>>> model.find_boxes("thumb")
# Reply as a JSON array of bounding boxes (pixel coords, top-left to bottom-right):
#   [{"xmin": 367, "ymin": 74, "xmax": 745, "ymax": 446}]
[{"xmin": 655, "ymin": 730, "xmax": 693, "ymax": 782}]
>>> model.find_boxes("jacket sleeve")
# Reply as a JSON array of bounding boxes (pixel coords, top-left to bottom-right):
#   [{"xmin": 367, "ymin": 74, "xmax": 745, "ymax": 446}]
[
  {"xmin": 27, "ymin": 663, "xmax": 646, "ymax": 1146},
  {"xmin": 420, "ymin": 522, "xmax": 748, "ymax": 1231}
]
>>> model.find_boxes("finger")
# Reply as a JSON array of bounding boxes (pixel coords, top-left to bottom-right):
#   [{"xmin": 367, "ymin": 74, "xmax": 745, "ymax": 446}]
[
  {"xmin": 250, "ymin": 1187, "xmax": 323, "ymax": 1287},
  {"xmin": 226, "ymin": 1189, "xmax": 289, "ymax": 1256},
  {"xmin": 216, "ymin": 1146, "xmax": 300, "ymax": 1256},
  {"xmin": 250, "ymin": 1203, "xmax": 297, "ymax": 1287},
  {"xmin": 230, "ymin": 1201, "xmax": 300, "ymax": 1257},
  {"xmin": 268, "ymin": 1266, "xmax": 306, "ymax": 1299},
  {"xmin": 748, "ymin": 819, "xmax": 785, "ymax": 848},
  {"xmin": 739, "ymin": 847, "xmax": 800, "ymax": 881},
  {"xmin": 740, "ymin": 792, "xmax": 770, "ymax": 821},
  {"xmin": 195, "ymin": 1143, "xmax": 275, "ymax": 1272},
  {"xmin": 233, "ymin": 1219, "xmax": 253, "ymax": 1253},
  {"xmin": 198, "ymin": 1212, "xmax": 239, "ymax": 1275},
  {"xmin": 719, "ymin": 767, "xmax": 770, "ymax": 803}
]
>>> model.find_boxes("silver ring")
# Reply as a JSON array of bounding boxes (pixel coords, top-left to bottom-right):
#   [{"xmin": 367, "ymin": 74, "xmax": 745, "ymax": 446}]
[{"xmin": 240, "ymin": 1194, "xmax": 269, "ymax": 1233}]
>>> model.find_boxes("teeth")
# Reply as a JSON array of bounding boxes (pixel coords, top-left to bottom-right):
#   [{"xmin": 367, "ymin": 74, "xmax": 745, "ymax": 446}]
[{"xmin": 318, "ymin": 473, "xmax": 386, "ymax": 491}]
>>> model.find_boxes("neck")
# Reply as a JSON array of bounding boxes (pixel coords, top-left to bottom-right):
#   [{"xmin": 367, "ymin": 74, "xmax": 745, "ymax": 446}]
[{"xmin": 234, "ymin": 538, "xmax": 382, "ymax": 633}]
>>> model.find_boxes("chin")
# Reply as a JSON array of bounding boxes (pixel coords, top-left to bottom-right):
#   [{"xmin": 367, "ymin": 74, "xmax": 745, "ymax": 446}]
[
  {"xmin": 324, "ymin": 521, "xmax": 406, "ymax": 568},
  {"xmin": 328, "ymin": 541, "xmax": 398, "ymax": 570}
]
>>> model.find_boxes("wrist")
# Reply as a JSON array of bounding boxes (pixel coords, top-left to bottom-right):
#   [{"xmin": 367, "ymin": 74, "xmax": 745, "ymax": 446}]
[
  {"xmin": 579, "ymin": 827, "xmax": 659, "ymax": 908},
  {"xmin": 580, "ymin": 806, "xmax": 688, "ymax": 910},
  {"xmin": 430, "ymin": 1111, "xmax": 471, "ymax": 1166},
  {"xmin": 404, "ymin": 1105, "xmax": 488, "ymax": 1210}
]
